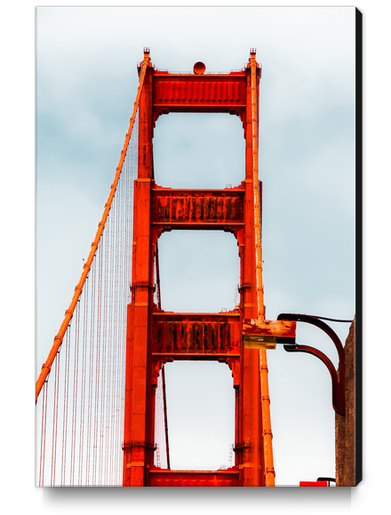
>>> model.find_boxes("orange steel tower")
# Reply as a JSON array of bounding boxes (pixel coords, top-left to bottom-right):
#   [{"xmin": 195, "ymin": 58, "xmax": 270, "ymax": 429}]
[{"xmin": 122, "ymin": 49, "xmax": 275, "ymax": 487}]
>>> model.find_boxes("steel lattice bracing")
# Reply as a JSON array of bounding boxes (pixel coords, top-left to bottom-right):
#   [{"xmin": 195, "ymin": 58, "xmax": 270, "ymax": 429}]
[{"xmin": 123, "ymin": 49, "xmax": 275, "ymax": 487}]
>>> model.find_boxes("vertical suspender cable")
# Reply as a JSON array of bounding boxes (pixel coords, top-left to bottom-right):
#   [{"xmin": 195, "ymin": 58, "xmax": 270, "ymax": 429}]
[
  {"xmin": 250, "ymin": 50, "xmax": 275, "ymax": 487},
  {"xmin": 118, "ymin": 132, "xmax": 136, "ymax": 481},
  {"xmin": 86, "ymin": 258, "xmax": 97, "ymax": 485},
  {"xmin": 69, "ymin": 300, "xmax": 81, "ymax": 485},
  {"xmin": 78, "ymin": 275, "xmax": 90, "ymax": 485},
  {"xmin": 50, "ymin": 353, "xmax": 61, "ymax": 486},
  {"xmin": 60, "ymin": 328, "xmax": 71, "ymax": 485},
  {"xmin": 103, "ymin": 221, "xmax": 110, "ymax": 486},
  {"xmin": 92, "ymin": 242, "xmax": 104, "ymax": 485},
  {"xmin": 162, "ymin": 365, "xmax": 170, "ymax": 470},
  {"xmin": 109, "ymin": 191, "xmax": 118, "ymax": 485},
  {"xmin": 35, "ymin": 53, "xmax": 150, "ymax": 402},
  {"xmin": 115, "ymin": 170, "xmax": 125, "ymax": 484},
  {"xmin": 111, "ymin": 178, "xmax": 122, "ymax": 484},
  {"xmin": 155, "ymin": 243, "xmax": 170, "ymax": 470},
  {"xmin": 118, "ymin": 156, "xmax": 132, "ymax": 482},
  {"xmin": 111, "ymin": 188, "xmax": 121, "ymax": 484},
  {"xmin": 99, "ymin": 222, "xmax": 110, "ymax": 485},
  {"xmin": 38, "ymin": 382, "xmax": 48, "ymax": 486}
]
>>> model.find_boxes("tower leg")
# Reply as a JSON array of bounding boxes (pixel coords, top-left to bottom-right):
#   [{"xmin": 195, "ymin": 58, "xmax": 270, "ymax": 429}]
[{"xmin": 123, "ymin": 64, "xmax": 155, "ymax": 486}]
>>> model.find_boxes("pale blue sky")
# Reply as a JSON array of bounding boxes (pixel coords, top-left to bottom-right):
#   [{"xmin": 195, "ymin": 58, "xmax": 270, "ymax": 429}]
[{"xmin": 35, "ymin": 6, "xmax": 356, "ymax": 486}]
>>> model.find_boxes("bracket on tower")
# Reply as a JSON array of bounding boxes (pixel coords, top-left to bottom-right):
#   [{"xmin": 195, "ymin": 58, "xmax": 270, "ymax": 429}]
[{"xmin": 243, "ymin": 313, "xmax": 346, "ymax": 415}]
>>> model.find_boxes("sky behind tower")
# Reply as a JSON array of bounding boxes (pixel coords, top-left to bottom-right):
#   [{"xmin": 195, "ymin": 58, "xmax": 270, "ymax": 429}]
[{"xmin": 35, "ymin": 6, "xmax": 356, "ymax": 487}]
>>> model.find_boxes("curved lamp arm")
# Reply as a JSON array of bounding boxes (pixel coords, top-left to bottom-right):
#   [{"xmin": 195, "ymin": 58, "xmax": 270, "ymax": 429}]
[{"xmin": 277, "ymin": 313, "xmax": 345, "ymax": 416}]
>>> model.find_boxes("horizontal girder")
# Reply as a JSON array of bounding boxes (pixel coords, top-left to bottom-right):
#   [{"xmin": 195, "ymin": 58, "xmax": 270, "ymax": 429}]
[
  {"xmin": 150, "ymin": 71, "xmax": 248, "ymax": 127},
  {"xmin": 149, "ymin": 467, "xmax": 240, "ymax": 487},
  {"xmin": 152, "ymin": 311, "xmax": 241, "ymax": 359},
  {"xmin": 151, "ymin": 186, "xmax": 244, "ymax": 232}
]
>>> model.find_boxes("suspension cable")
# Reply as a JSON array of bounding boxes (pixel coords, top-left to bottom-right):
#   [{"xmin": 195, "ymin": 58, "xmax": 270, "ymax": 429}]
[{"xmin": 35, "ymin": 52, "xmax": 150, "ymax": 402}]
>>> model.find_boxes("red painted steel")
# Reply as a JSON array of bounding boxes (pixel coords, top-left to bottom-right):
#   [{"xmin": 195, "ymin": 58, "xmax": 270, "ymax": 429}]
[
  {"xmin": 123, "ymin": 51, "xmax": 156, "ymax": 486},
  {"xmin": 299, "ymin": 480, "xmax": 329, "ymax": 487},
  {"xmin": 152, "ymin": 312, "xmax": 241, "ymax": 358},
  {"xmin": 151, "ymin": 70, "xmax": 248, "ymax": 130},
  {"xmin": 149, "ymin": 467, "xmax": 240, "ymax": 487},
  {"xmin": 123, "ymin": 50, "xmax": 274, "ymax": 487},
  {"xmin": 151, "ymin": 186, "xmax": 245, "ymax": 232},
  {"xmin": 243, "ymin": 319, "xmax": 297, "ymax": 349}
]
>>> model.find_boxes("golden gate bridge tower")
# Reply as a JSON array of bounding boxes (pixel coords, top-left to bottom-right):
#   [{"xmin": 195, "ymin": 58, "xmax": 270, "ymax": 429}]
[{"xmin": 36, "ymin": 49, "xmax": 300, "ymax": 487}]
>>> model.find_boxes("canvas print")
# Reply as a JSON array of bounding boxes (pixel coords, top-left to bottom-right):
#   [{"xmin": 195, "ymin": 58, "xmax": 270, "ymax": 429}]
[{"xmin": 36, "ymin": 6, "xmax": 360, "ymax": 487}]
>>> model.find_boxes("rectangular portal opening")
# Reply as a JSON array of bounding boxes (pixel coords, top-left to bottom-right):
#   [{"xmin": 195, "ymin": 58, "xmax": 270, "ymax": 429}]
[
  {"xmin": 153, "ymin": 113, "xmax": 245, "ymax": 189},
  {"xmin": 157, "ymin": 230, "xmax": 240, "ymax": 313},
  {"xmin": 157, "ymin": 361, "xmax": 235, "ymax": 471}
]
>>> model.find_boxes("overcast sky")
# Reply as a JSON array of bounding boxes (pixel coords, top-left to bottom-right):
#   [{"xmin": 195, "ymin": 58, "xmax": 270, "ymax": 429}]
[{"xmin": 34, "ymin": 6, "xmax": 357, "ymax": 487}]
